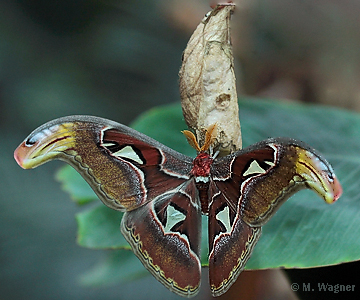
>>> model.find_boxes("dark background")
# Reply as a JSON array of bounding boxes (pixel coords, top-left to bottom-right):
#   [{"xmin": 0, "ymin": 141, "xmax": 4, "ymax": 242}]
[
  {"xmin": 1, "ymin": 0, "xmax": 359, "ymax": 299},
  {"xmin": 1, "ymin": 1, "xmax": 186, "ymax": 299}
]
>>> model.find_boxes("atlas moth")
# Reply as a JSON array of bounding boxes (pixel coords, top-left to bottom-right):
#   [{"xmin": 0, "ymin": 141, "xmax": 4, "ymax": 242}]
[{"xmin": 14, "ymin": 115, "xmax": 342, "ymax": 297}]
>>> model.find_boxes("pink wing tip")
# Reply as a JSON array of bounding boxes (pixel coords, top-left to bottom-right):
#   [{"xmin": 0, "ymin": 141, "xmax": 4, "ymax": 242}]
[
  {"xmin": 14, "ymin": 142, "xmax": 26, "ymax": 169},
  {"xmin": 332, "ymin": 177, "xmax": 343, "ymax": 202}
]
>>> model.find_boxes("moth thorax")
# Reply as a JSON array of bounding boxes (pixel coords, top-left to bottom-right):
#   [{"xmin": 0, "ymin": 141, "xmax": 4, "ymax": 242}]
[
  {"xmin": 196, "ymin": 181, "xmax": 210, "ymax": 214},
  {"xmin": 191, "ymin": 152, "xmax": 213, "ymax": 178}
]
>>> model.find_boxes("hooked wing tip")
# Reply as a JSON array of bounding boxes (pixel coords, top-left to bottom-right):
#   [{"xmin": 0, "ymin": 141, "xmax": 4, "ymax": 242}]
[
  {"xmin": 14, "ymin": 142, "xmax": 27, "ymax": 169},
  {"xmin": 294, "ymin": 145, "xmax": 342, "ymax": 204},
  {"xmin": 331, "ymin": 177, "xmax": 342, "ymax": 203}
]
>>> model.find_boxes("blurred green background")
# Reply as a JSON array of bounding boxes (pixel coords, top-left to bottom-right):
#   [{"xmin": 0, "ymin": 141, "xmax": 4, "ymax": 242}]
[
  {"xmin": 2, "ymin": 0, "xmax": 360, "ymax": 299},
  {"xmin": 2, "ymin": 1, "xmax": 187, "ymax": 299}
]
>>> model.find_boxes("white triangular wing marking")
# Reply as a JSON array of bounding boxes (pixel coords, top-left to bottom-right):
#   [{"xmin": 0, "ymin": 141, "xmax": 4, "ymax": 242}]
[
  {"xmin": 164, "ymin": 205, "xmax": 186, "ymax": 233},
  {"xmin": 216, "ymin": 205, "xmax": 232, "ymax": 233},
  {"xmin": 113, "ymin": 145, "xmax": 144, "ymax": 164},
  {"xmin": 243, "ymin": 160, "xmax": 266, "ymax": 176},
  {"xmin": 265, "ymin": 161, "xmax": 275, "ymax": 167}
]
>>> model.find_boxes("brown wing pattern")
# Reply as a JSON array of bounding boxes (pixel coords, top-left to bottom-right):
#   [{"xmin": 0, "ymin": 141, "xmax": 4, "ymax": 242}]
[
  {"xmin": 208, "ymin": 146, "xmax": 275, "ymax": 296},
  {"xmin": 121, "ymin": 179, "xmax": 202, "ymax": 297},
  {"xmin": 208, "ymin": 180, "xmax": 261, "ymax": 296},
  {"xmin": 14, "ymin": 116, "xmax": 203, "ymax": 296},
  {"xmin": 14, "ymin": 117, "xmax": 342, "ymax": 299},
  {"xmin": 14, "ymin": 116, "xmax": 194, "ymax": 212},
  {"xmin": 208, "ymin": 138, "xmax": 342, "ymax": 296}
]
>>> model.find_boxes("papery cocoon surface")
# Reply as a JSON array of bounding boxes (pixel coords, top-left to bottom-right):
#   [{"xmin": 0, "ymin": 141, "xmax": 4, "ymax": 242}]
[{"xmin": 179, "ymin": 3, "xmax": 241, "ymax": 156}]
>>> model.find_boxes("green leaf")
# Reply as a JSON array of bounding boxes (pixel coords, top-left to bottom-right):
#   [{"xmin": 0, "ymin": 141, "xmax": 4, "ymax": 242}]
[
  {"xmin": 76, "ymin": 205, "xmax": 128, "ymax": 249},
  {"xmin": 57, "ymin": 98, "xmax": 360, "ymax": 286},
  {"xmin": 132, "ymin": 98, "xmax": 360, "ymax": 269},
  {"xmin": 79, "ymin": 250, "xmax": 148, "ymax": 286},
  {"xmin": 56, "ymin": 165, "xmax": 97, "ymax": 205},
  {"xmin": 131, "ymin": 105, "xmax": 195, "ymax": 155}
]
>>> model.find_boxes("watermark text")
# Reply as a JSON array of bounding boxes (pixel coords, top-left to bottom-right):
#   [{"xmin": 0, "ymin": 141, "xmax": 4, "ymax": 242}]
[{"xmin": 291, "ymin": 283, "xmax": 355, "ymax": 293}]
